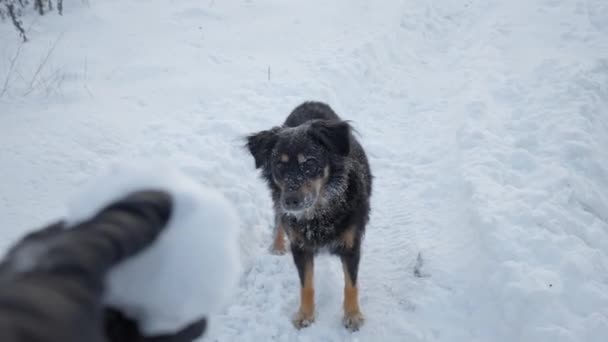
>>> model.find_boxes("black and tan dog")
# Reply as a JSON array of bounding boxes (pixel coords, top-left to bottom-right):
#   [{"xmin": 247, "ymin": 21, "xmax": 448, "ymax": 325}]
[{"xmin": 246, "ymin": 101, "xmax": 372, "ymax": 331}]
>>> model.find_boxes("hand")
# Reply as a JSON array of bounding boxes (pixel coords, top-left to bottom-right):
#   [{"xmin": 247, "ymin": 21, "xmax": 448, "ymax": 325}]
[{"xmin": 0, "ymin": 190, "xmax": 207, "ymax": 342}]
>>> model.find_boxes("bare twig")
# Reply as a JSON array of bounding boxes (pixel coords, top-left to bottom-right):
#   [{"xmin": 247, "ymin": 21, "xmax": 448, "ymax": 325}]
[
  {"xmin": 14, "ymin": 69, "xmax": 28, "ymax": 85},
  {"xmin": 34, "ymin": 0, "xmax": 44, "ymax": 15},
  {"xmin": 0, "ymin": 39, "xmax": 25, "ymax": 98},
  {"xmin": 6, "ymin": 3, "xmax": 27, "ymax": 42},
  {"xmin": 47, "ymin": 70, "xmax": 66, "ymax": 98},
  {"xmin": 25, "ymin": 32, "xmax": 63, "ymax": 93},
  {"xmin": 34, "ymin": 66, "xmax": 65, "ymax": 98},
  {"xmin": 83, "ymin": 56, "xmax": 93, "ymax": 98},
  {"xmin": 2, "ymin": 1, "xmax": 65, "ymax": 39}
]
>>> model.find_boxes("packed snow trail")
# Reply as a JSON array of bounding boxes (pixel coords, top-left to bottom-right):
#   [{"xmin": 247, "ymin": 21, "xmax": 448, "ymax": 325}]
[{"xmin": 1, "ymin": 0, "xmax": 607, "ymax": 341}]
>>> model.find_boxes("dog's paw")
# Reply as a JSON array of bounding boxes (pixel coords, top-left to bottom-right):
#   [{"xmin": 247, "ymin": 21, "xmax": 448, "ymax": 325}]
[
  {"xmin": 343, "ymin": 311, "xmax": 364, "ymax": 331},
  {"xmin": 269, "ymin": 242, "xmax": 288, "ymax": 255},
  {"xmin": 292, "ymin": 310, "xmax": 315, "ymax": 329},
  {"xmin": 269, "ymin": 228, "xmax": 288, "ymax": 255}
]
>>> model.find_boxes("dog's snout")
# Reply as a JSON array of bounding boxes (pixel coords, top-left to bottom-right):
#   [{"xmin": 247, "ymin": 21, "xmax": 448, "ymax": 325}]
[{"xmin": 283, "ymin": 192, "xmax": 303, "ymax": 211}]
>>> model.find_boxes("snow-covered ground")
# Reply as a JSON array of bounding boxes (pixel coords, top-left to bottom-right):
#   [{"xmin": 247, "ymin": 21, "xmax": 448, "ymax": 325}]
[{"xmin": 1, "ymin": 0, "xmax": 607, "ymax": 341}]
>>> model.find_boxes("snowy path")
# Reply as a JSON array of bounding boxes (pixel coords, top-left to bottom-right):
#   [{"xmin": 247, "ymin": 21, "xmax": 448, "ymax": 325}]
[{"xmin": 1, "ymin": 0, "xmax": 608, "ymax": 341}]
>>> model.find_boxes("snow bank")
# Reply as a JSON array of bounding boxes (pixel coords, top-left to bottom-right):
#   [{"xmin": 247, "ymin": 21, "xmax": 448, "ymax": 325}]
[
  {"xmin": 66, "ymin": 160, "xmax": 242, "ymax": 335},
  {"xmin": 456, "ymin": 29, "xmax": 608, "ymax": 342}
]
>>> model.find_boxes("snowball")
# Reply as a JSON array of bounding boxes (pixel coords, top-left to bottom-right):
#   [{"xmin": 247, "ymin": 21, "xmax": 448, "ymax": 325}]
[{"xmin": 66, "ymin": 160, "xmax": 242, "ymax": 335}]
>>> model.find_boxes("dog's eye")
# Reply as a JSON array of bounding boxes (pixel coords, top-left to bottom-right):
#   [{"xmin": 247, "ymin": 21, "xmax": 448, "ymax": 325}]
[{"xmin": 302, "ymin": 159, "xmax": 320, "ymax": 175}]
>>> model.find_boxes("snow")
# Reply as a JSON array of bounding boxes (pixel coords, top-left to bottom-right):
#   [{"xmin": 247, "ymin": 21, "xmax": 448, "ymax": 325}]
[
  {"xmin": 66, "ymin": 161, "xmax": 242, "ymax": 335},
  {"xmin": 1, "ymin": 0, "xmax": 608, "ymax": 341}
]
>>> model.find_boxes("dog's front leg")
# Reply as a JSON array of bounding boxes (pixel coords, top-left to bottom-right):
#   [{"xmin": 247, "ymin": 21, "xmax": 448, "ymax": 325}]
[
  {"xmin": 340, "ymin": 247, "xmax": 364, "ymax": 331},
  {"xmin": 291, "ymin": 246, "xmax": 315, "ymax": 328}
]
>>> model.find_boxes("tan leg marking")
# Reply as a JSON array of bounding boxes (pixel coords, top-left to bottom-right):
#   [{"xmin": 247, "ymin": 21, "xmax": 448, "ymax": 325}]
[
  {"xmin": 341, "ymin": 226, "xmax": 356, "ymax": 249},
  {"xmin": 293, "ymin": 260, "xmax": 315, "ymax": 328},
  {"xmin": 342, "ymin": 260, "xmax": 364, "ymax": 331},
  {"xmin": 270, "ymin": 220, "xmax": 287, "ymax": 255}
]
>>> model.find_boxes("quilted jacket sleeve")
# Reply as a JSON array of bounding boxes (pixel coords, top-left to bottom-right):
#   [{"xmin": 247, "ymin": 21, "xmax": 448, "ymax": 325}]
[{"xmin": 0, "ymin": 190, "xmax": 176, "ymax": 342}]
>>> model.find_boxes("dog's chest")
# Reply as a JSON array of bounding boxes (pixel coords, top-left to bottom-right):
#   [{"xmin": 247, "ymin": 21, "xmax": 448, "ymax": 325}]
[{"xmin": 285, "ymin": 219, "xmax": 336, "ymax": 247}]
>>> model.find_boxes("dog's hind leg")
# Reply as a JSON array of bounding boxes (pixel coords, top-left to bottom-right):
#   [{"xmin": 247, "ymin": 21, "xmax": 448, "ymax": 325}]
[
  {"xmin": 340, "ymin": 247, "xmax": 364, "ymax": 331},
  {"xmin": 291, "ymin": 247, "xmax": 315, "ymax": 328},
  {"xmin": 269, "ymin": 214, "xmax": 287, "ymax": 255}
]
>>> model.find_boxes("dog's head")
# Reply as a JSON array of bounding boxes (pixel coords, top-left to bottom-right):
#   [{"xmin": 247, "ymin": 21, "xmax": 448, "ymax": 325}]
[{"xmin": 246, "ymin": 120, "xmax": 351, "ymax": 215}]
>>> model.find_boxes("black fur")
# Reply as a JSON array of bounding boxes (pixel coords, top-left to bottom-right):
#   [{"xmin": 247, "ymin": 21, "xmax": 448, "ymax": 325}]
[
  {"xmin": 246, "ymin": 101, "xmax": 372, "ymax": 248},
  {"xmin": 246, "ymin": 127, "xmax": 280, "ymax": 169},
  {"xmin": 246, "ymin": 101, "xmax": 372, "ymax": 328},
  {"xmin": 309, "ymin": 120, "xmax": 352, "ymax": 156}
]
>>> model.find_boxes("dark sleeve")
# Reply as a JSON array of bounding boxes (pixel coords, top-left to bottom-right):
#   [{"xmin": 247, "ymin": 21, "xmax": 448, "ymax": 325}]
[
  {"xmin": 0, "ymin": 190, "xmax": 173, "ymax": 342},
  {"xmin": 104, "ymin": 308, "xmax": 207, "ymax": 342}
]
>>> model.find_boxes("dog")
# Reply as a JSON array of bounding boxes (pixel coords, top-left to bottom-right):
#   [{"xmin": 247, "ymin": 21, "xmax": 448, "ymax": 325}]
[{"xmin": 245, "ymin": 101, "xmax": 372, "ymax": 331}]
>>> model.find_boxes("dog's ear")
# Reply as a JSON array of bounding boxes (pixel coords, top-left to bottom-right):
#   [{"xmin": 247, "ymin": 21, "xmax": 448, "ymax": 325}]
[
  {"xmin": 309, "ymin": 120, "xmax": 351, "ymax": 156},
  {"xmin": 245, "ymin": 127, "xmax": 280, "ymax": 169}
]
